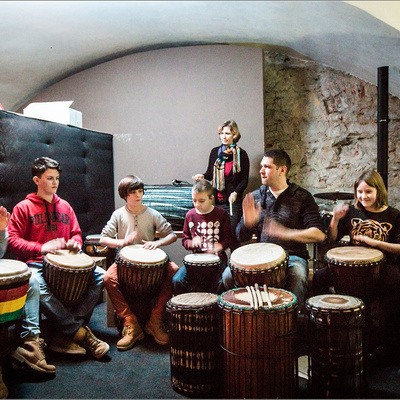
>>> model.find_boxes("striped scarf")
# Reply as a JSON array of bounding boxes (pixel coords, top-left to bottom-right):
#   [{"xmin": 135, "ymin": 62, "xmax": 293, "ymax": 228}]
[{"xmin": 212, "ymin": 144, "xmax": 241, "ymax": 192}]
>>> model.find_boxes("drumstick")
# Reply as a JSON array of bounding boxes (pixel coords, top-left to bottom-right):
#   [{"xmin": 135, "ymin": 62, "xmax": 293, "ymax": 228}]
[
  {"xmin": 229, "ymin": 200, "xmax": 233, "ymax": 216},
  {"xmin": 250, "ymin": 286, "xmax": 258, "ymax": 310},
  {"xmin": 254, "ymin": 283, "xmax": 263, "ymax": 308},
  {"xmin": 246, "ymin": 286, "xmax": 255, "ymax": 309},
  {"xmin": 263, "ymin": 284, "xmax": 272, "ymax": 308}
]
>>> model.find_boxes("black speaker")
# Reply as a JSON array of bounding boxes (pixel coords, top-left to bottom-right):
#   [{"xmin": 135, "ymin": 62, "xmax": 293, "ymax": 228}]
[{"xmin": 377, "ymin": 66, "xmax": 389, "ymax": 189}]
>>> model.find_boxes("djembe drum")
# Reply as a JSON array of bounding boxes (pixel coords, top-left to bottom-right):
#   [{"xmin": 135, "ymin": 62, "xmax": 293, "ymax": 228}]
[
  {"xmin": 305, "ymin": 294, "xmax": 365, "ymax": 398},
  {"xmin": 0, "ymin": 260, "xmax": 32, "ymax": 366},
  {"xmin": 325, "ymin": 246, "xmax": 384, "ymax": 304},
  {"xmin": 167, "ymin": 292, "xmax": 221, "ymax": 397},
  {"xmin": 0, "ymin": 260, "xmax": 31, "ymax": 325},
  {"xmin": 116, "ymin": 244, "xmax": 168, "ymax": 300},
  {"xmin": 43, "ymin": 250, "xmax": 95, "ymax": 307},
  {"xmin": 229, "ymin": 243, "xmax": 288, "ymax": 288},
  {"xmin": 183, "ymin": 253, "xmax": 221, "ymax": 292},
  {"xmin": 218, "ymin": 286, "xmax": 298, "ymax": 399}
]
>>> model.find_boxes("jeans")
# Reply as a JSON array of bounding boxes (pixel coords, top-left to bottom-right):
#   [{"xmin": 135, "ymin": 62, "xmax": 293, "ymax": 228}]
[
  {"xmin": 22, "ymin": 262, "xmax": 105, "ymax": 338},
  {"xmin": 222, "ymin": 255, "xmax": 308, "ymax": 306},
  {"xmin": 172, "ymin": 264, "xmax": 229, "ymax": 295}
]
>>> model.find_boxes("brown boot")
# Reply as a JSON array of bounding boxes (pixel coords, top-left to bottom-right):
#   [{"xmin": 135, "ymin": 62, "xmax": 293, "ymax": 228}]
[
  {"xmin": 0, "ymin": 366, "xmax": 8, "ymax": 399},
  {"xmin": 144, "ymin": 317, "xmax": 169, "ymax": 345},
  {"xmin": 117, "ymin": 323, "xmax": 144, "ymax": 351},
  {"xmin": 11, "ymin": 337, "xmax": 56, "ymax": 375},
  {"xmin": 79, "ymin": 326, "xmax": 109, "ymax": 359}
]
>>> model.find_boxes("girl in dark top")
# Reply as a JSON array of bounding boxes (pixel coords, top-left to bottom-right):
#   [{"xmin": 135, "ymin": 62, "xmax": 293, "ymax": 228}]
[
  {"xmin": 193, "ymin": 120, "xmax": 249, "ymax": 230},
  {"xmin": 313, "ymin": 169, "xmax": 400, "ymax": 364}
]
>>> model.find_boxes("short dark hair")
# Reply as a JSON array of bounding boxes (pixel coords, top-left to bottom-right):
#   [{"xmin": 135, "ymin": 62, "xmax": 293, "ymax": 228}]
[
  {"xmin": 354, "ymin": 169, "xmax": 388, "ymax": 210},
  {"xmin": 118, "ymin": 175, "xmax": 144, "ymax": 200},
  {"xmin": 32, "ymin": 157, "xmax": 62, "ymax": 178},
  {"xmin": 192, "ymin": 179, "xmax": 214, "ymax": 198},
  {"xmin": 263, "ymin": 149, "xmax": 292, "ymax": 173}
]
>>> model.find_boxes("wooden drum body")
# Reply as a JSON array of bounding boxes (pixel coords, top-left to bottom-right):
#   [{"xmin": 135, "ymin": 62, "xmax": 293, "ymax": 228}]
[
  {"xmin": 305, "ymin": 294, "xmax": 365, "ymax": 398},
  {"xmin": 229, "ymin": 243, "xmax": 287, "ymax": 288},
  {"xmin": 166, "ymin": 292, "xmax": 221, "ymax": 397},
  {"xmin": 325, "ymin": 246, "xmax": 384, "ymax": 303},
  {"xmin": 0, "ymin": 260, "xmax": 31, "ymax": 325},
  {"xmin": 116, "ymin": 244, "xmax": 168, "ymax": 300},
  {"xmin": 43, "ymin": 250, "xmax": 95, "ymax": 307},
  {"xmin": 183, "ymin": 253, "xmax": 221, "ymax": 292},
  {"xmin": 218, "ymin": 287, "xmax": 298, "ymax": 399}
]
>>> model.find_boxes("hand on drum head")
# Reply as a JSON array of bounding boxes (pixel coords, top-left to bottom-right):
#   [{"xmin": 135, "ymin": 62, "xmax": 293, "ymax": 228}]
[
  {"xmin": 243, "ymin": 193, "xmax": 261, "ymax": 228},
  {"xmin": 0, "ymin": 206, "xmax": 10, "ymax": 231},
  {"xmin": 41, "ymin": 238, "xmax": 67, "ymax": 254},
  {"xmin": 141, "ymin": 240, "xmax": 160, "ymax": 250},
  {"xmin": 66, "ymin": 239, "xmax": 82, "ymax": 253}
]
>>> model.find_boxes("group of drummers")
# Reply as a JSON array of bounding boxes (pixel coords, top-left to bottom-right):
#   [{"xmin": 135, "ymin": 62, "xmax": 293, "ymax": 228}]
[{"xmin": 1, "ymin": 124, "xmax": 400, "ymax": 397}]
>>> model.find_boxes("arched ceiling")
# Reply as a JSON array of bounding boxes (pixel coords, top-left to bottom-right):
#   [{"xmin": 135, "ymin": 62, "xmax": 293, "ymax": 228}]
[{"xmin": 1, "ymin": 1, "xmax": 400, "ymax": 111}]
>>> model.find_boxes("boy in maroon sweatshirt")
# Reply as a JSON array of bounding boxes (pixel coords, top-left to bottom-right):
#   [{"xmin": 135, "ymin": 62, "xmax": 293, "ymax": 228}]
[{"xmin": 7, "ymin": 157, "xmax": 109, "ymax": 372}]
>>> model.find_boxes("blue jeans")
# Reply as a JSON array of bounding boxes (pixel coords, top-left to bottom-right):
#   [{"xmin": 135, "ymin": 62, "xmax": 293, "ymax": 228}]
[
  {"xmin": 172, "ymin": 264, "xmax": 229, "ymax": 295},
  {"xmin": 222, "ymin": 255, "xmax": 308, "ymax": 306},
  {"xmin": 21, "ymin": 262, "xmax": 105, "ymax": 338}
]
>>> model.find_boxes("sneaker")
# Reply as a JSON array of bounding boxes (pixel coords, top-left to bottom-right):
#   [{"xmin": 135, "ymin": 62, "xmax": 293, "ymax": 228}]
[
  {"xmin": 117, "ymin": 323, "xmax": 144, "ymax": 351},
  {"xmin": 80, "ymin": 326, "xmax": 109, "ymax": 359},
  {"xmin": 0, "ymin": 366, "xmax": 8, "ymax": 399},
  {"xmin": 49, "ymin": 333, "xmax": 86, "ymax": 355},
  {"xmin": 11, "ymin": 337, "xmax": 56, "ymax": 375},
  {"xmin": 144, "ymin": 317, "xmax": 169, "ymax": 345}
]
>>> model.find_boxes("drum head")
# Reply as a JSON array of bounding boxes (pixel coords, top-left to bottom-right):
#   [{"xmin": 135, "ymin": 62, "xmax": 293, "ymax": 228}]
[
  {"xmin": 0, "ymin": 259, "xmax": 29, "ymax": 277},
  {"xmin": 46, "ymin": 250, "xmax": 94, "ymax": 269},
  {"xmin": 230, "ymin": 243, "xmax": 286, "ymax": 270},
  {"xmin": 119, "ymin": 244, "xmax": 167, "ymax": 265},
  {"xmin": 306, "ymin": 294, "xmax": 363, "ymax": 310},
  {"xmin": 220, "ymin": 287, "xmax": 295, "ymax": 310},
  {"xmin": 184, "ymin": 253, "xmax": 220, "ymax": 264},
  {"xmin": 169, "ymin": 292, "xmax": 218, "ymax": 307},
  {"xmin": 326, "ymin": 246, "xmax": 383, "ymax": 264}
]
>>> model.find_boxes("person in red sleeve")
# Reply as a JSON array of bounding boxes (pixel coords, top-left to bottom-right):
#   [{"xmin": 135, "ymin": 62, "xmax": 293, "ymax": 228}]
[{"xmin": 7, "ymin": 157, "xmax": 109, "ymax": 370}]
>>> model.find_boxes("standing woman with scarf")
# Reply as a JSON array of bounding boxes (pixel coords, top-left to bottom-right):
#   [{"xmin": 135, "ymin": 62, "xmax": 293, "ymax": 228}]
[{"xmin": 193, "ymin": 120, "xmax": 250, "ymax": 231}]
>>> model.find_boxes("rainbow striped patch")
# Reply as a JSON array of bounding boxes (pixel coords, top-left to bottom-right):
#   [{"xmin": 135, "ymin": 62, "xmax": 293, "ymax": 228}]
[{"xmin": 0, "ymin": 282, "xmax": 29, "ymax": 324}]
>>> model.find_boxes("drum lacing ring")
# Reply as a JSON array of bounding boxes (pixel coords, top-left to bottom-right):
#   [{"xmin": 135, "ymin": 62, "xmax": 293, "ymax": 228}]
[
  {"xmin": 116, "ymin": 255, "xmax": 169, "ymax": 269},
  {"xmin": 167, "ymin": 304, "xmax": 216, "ymax": 314},
  {"xmin": 325, "ymin": 257, "xmax": 384, "ymax": 268}
]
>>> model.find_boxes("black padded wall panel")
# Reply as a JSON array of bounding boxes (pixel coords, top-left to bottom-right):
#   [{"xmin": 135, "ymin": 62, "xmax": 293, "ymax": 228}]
[{"xmin": 0, "ymin": 110, "xmax": 114, "ymax": 244}]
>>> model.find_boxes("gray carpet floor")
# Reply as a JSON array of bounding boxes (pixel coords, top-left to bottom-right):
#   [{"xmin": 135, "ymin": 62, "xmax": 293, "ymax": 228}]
[{"xmin": 4, "ymin": 299, "xmax": 400, "ymax": 399}]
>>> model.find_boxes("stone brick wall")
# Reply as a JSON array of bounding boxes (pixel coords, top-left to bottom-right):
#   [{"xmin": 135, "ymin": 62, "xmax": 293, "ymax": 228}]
[{"xmin": 263, "ymin": 51, "xmax": 400, "ymax": 210}]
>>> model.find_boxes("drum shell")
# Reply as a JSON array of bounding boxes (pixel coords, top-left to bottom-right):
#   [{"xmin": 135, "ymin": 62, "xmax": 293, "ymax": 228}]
[
  {"xmin": 218, "ymin": 288, "xmax": 298, "ymax": 399},
  {"xmin": 42, "ymin": 257, "xmax": 95, "ymax": 307},
  {"xmin": 305, "ymin": 295, "xmax": 365, "ymax": 398},
  {"xmin": 166, "ymin": 294, "xmax": 221, "ymax": 397},
  {"xmin": 230, "ymin": 254, "xmax": 288, "ymax": 289},
  {"xmin": 116, "ymin": 255, "xmax": 167, "ymax": 300},
  {"xmin": 0, "ymin": 264, "xmax": 31, "ymax": 325},
  {"xmin": 325, "ymin": 250, "xmax": 383, "ymax": 303}
]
